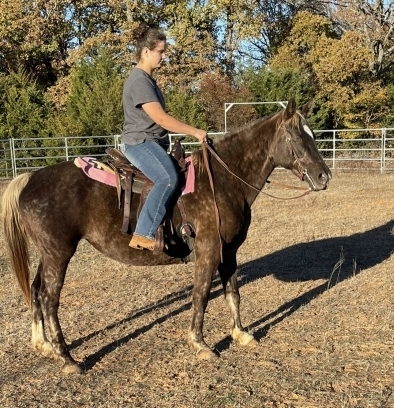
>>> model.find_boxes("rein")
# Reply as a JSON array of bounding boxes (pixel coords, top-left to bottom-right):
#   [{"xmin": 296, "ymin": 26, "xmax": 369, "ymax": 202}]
[
  {"xmin": 203, "ymin": 140, "xmax": 311, "ymax": 200},
  {"xmin": 202, "ymin": 141, "xmax": 223, "ymax": 263}
]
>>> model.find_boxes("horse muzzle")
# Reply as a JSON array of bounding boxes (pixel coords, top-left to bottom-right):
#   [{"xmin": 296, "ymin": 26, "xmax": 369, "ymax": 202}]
[{"xmin": 303, "ymin": 167, "xmax": 332, "ymax": 191}]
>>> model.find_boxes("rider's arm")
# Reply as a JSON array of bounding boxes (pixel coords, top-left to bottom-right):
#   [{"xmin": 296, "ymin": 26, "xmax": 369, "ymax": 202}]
[{"xmin": 142, "ymin": 101, "xmax": 206, "ymax": 142}]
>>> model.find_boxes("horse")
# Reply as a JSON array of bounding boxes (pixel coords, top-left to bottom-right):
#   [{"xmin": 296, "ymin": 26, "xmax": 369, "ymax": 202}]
[{"xmin": 1, "ymin": 98, "xmax": 331, "ymax": 374}]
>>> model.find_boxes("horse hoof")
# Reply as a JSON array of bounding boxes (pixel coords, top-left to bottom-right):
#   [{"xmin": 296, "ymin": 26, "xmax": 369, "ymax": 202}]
[
  {"xmin": 61, "ymin": 363, "xmax": 83, "ymax": 375},
  {"xmin": 196, "ymin": 348, "xmax": 218, "ymax": 361},
  {"xmin": 232, "ymin": 330, "xmax": 258, "ymax": 347},
  {"xmin": 245, "ymin": 337, "xmax": 259, "ymax": 347}
]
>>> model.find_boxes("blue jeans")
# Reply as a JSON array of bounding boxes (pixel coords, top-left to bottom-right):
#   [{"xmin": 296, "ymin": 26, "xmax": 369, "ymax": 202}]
[{"xmin": 123, "ymin": 140, "xmax": 178, "ymax": 240}]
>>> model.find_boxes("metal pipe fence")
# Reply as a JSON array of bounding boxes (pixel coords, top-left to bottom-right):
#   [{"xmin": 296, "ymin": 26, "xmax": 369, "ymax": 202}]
[
  {"xmin": 1, "ymin": 128, "xmax": 394, "ymax": 178},
  {"xmin": 313, "ymin": 128, "xmax": 394, "ymax": 172}
]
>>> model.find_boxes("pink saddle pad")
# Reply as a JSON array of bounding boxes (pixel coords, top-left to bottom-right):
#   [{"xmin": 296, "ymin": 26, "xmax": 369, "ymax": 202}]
[
  {"xmin": 74, "ymin": 157, "xmax": 117, "ymax": 187},
  {"xmin": 74, "ymin": 156, "xmax": 196, "ymax": 194},
  {"xmin": 182, "ymin": 156, "xmax": 195, "ymax": 195}
]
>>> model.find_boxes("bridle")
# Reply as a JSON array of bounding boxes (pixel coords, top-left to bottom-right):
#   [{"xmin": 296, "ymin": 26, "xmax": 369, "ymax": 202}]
[
  {"xmin": 202, "ymin": 135, "xmax": 312, "ymax": 201},
  {"xmin": 281, "ymin": 123, "xmax": 318, "ymax": 193}
]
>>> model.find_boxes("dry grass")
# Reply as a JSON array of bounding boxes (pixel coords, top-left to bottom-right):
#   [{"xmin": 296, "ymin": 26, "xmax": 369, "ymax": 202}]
[{"xmin": 0, "ymin": 171, "xmax": 393, "ymax": 408}]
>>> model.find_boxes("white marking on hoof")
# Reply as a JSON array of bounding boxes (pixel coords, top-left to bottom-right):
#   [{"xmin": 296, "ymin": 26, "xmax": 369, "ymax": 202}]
[
  {"xmin": 32, "ymin": 321, "xmax": 56, "ymax": 358},
  {"xmin": 188, "ymin": 333, "xmax": 218, "ymax": 360},
  {"xmin": 61, "ymin": 363, "xmax": 83, "ymax": 375},
  {"xmin": 232, "ymin": 328, "xmax": 258, "ymax": 347},
  {"xmin": 32, "ymin": 340, "xmax": 56, "ymax": 358},
  {"xmin": 196, "ymin": 348, "xmax": 218, "ymax": 360},
  {"xmin": 244, "ymin": 337, "xmax": 259, "ymax": 347}
]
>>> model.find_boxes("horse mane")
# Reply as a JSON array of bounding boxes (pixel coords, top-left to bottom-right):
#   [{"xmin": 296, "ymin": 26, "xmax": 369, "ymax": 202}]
[{"xmin": 191, "ymin": 110, "xmax": 283, "ymax": 174}]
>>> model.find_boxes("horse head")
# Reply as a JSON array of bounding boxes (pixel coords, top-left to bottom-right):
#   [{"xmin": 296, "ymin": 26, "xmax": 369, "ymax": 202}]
[{"xmin": 272, "ymin": 98, "xmax": 332, "ymax": 191}]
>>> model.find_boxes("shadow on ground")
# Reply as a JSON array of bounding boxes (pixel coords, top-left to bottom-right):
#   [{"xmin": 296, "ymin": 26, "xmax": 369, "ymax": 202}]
[
  {"xmin": 75, "ymin": 220, "xmax": 393, "ymax": 370},
  {"xmin": 240, "ymin": 219, "xmax": 394, "ymax": 283}
]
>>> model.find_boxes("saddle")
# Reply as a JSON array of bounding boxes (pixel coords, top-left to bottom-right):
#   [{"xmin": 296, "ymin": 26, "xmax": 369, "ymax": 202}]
[{"xmin": 105, "ymin": 139, "xmax": 194, "ymax": 257}]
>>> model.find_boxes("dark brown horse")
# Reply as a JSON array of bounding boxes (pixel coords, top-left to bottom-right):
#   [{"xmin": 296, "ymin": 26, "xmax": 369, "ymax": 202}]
[{"xmin": 1, "ymin": 99, "xmax": 331, "ymax": 373}]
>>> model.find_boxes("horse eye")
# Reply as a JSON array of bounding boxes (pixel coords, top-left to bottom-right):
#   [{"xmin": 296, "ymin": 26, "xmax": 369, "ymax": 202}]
[{"xmin": 289, "ymin": 131, "xmax": 302, "ymax": 141}]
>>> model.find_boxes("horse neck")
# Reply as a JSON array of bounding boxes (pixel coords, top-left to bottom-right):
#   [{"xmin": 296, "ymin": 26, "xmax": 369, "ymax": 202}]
[{"xmin": 210, "ymin": 118, "xmax": 277, "ymax": 204}]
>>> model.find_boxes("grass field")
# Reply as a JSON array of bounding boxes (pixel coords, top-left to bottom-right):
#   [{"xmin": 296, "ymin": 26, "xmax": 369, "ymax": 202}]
[{"xmin": 0, "ymin": 171, "xmax": 393, "ymax": 408}]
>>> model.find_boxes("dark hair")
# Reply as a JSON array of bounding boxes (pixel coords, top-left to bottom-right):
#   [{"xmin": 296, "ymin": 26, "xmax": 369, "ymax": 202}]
[{"xmin": 133, "ymin": 25, "xmax": 166, "ymax": 60}]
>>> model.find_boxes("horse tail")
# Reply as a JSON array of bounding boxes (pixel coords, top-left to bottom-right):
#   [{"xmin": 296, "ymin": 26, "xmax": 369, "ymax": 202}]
[{"xmin": 1, "ymin": 173, "xmax": 32, "ymax": 308}]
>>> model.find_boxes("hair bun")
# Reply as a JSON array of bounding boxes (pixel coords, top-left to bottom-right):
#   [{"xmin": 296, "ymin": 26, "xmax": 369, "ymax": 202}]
[
  {"xmin": 132, "ymin": 24, "xmax": 150, "ymax": 41},
  {"xmin": 132, "ymin": 24, "xmax": 165, "ymax": 60}
]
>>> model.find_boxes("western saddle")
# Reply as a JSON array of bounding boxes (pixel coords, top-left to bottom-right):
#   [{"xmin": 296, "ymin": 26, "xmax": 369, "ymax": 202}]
[{"xmin": 105, "ymin": 139, "xmax": 194, "ymax": 258}]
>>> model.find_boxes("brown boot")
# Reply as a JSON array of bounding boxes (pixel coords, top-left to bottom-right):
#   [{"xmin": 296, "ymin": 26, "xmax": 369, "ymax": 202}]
[{"xmin": 129, "ymin": 235, "xmax": 155, "ymax": 251}]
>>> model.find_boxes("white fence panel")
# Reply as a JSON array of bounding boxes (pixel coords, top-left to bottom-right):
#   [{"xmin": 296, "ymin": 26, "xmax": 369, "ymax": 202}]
[{"xmin": 1, "ymin": 128, "xmax": 394, "ymax": 178}]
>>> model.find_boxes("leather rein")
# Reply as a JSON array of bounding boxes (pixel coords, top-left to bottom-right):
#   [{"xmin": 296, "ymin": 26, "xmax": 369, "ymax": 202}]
[{"xmin": 202, "ymin": 138, "xmax": 311, "ymax": 201}]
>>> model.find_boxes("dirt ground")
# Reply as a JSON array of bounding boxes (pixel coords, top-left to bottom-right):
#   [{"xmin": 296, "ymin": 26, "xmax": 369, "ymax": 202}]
[{"xmin": 0, "ymin": 170, "xmax": 393, "ymax": 408}]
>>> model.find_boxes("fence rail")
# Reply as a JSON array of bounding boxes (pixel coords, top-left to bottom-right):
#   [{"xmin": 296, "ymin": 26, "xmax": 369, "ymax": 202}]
[{"xmin": 1, "ymin": 128, "xmax": 394, "ymax": 178}]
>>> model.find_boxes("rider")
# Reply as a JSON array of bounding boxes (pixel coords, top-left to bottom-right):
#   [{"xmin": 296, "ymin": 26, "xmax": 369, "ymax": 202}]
[{"xmin": 122, "ymin": 25, "xmax": 207, "ymax": 251}]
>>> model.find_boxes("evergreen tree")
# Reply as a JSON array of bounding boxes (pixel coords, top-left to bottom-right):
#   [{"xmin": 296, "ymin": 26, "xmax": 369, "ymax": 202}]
[
  {"xmin": 242, "ymin": 66, "xmax": 312, "ymax": 119},
  {"xmin": 164, "ymin": 88, "xmax": 209, "ymax": 151},
  {"xmin": 51, "ymin": 49, "xmax": 125, "ymax": 157},
  {"xmin": 0, "ymin": 69, "xmax": 52, "ymax": 169}
]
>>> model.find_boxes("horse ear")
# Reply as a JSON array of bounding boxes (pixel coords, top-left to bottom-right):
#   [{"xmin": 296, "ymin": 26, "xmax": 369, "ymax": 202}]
[
  {"xmin": 283, "ymin": 98, "xmax": 297, "ymax": 121},
  {"xmin": 300, "ymin": 99, "xmax": 314, "ymax": 117}
]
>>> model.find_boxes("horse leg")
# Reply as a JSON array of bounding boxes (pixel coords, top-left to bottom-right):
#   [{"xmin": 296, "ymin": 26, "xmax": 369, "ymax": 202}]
[
  {"xmin": 218, "ymin": 256, "xmax": 258, "ymax": 347},
  {"xmin": 31, "ymin": 262, "xmax": 55, "ymax": 358},
  {"xmin": 37, "ymin": 255, "xmax": 82, "ymax": 374},
  {"xmin": 188, "ymin": 254, "xmax": 219, "ymax": 360}
]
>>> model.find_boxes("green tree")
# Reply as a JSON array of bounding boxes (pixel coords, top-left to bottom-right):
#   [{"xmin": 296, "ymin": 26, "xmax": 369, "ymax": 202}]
[
  {"xmin": 242, "ymin": 66, "xmax": 312, "ymax": 117},
  {"xmin": 0, "ymin": 69, "xmax": 52, "ymax": 168},
  {"xmin": 164, "ymin": 88, "xmax": 209, "ymax": 150},
  {"xmin": 49, "ymin": 49, "xmax": 125, "ymax": 157},
  {"xmin": 165, "ymin": 89, "xmax": 208, "ymax": 130},
  {"xmin": 0, "ymin": 70, "xmax": 51, "ymax": 140},
  {"xmin": 53, "ymin": 49, "xmax": 125, "ymax": 136},
  {"xmin": 0, "ymin": 1, "xmax": 73, "ymax": 86}
]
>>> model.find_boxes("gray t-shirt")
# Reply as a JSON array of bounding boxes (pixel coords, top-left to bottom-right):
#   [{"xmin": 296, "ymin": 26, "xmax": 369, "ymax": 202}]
[{"xmin": 121, "ymin": 67, "xmax": 169, "ymax": 147}]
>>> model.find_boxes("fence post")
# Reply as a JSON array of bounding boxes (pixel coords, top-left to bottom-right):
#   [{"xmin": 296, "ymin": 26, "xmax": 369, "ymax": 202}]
[
  {"xmin": 382, "ymin": 128, "xmax": 386, "ymax": 173},
  {"xmin": 10, "ymin": 138, "xmax": 16, "ymax": 178},
  {"xmin": 332, "ymin": 130, "xmax": 336, "ymax": 170},
  {"xmin": 65, "ymin": 137, "xmax": 69, "ymax": 161}
]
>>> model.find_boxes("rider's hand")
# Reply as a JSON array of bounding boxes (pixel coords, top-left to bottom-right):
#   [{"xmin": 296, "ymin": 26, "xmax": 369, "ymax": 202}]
[{"xmin": 194, "ymin": 129, "xmax": 207, "ymax": 143}]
